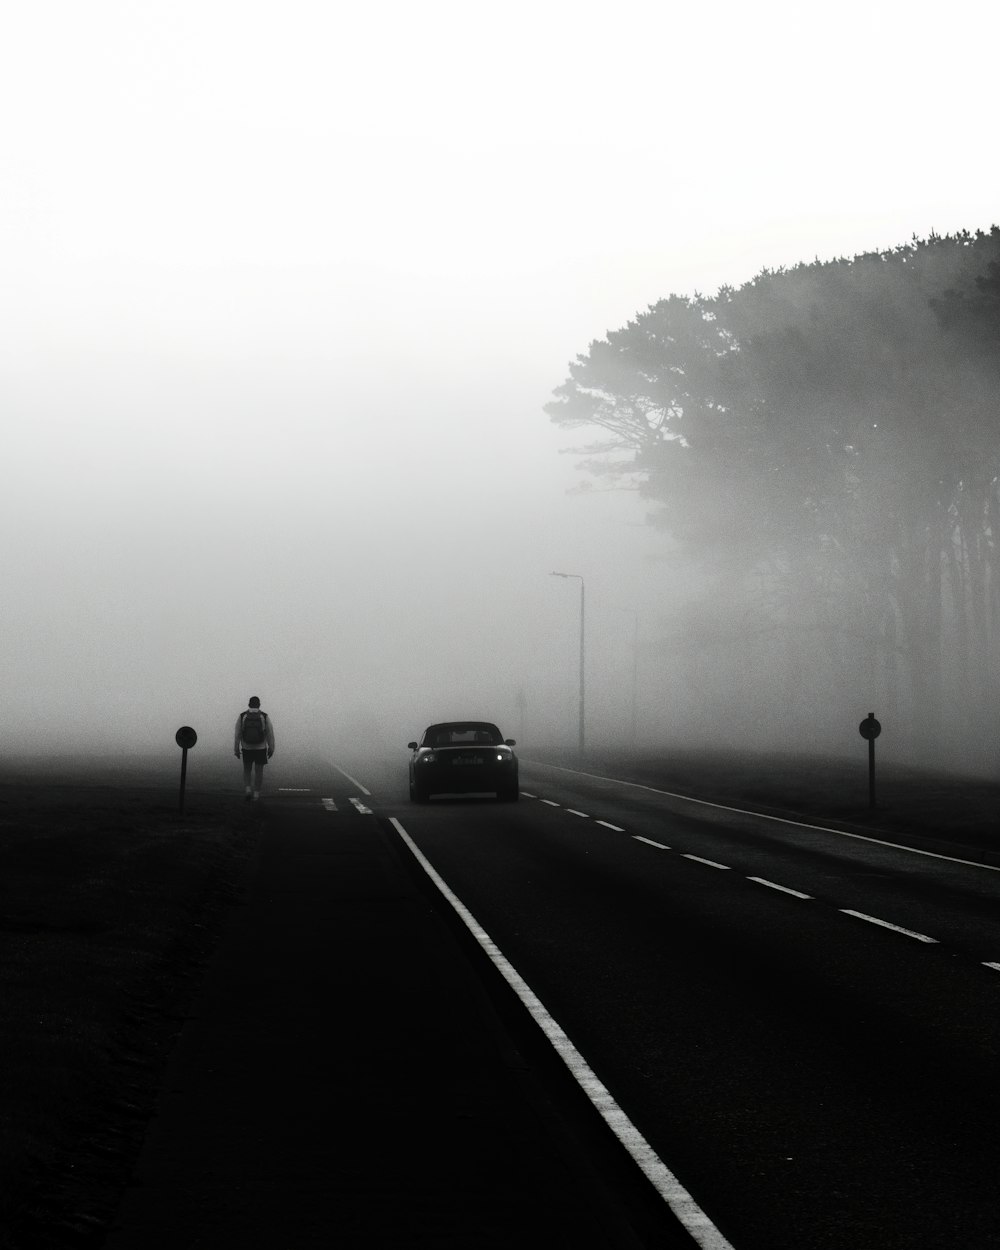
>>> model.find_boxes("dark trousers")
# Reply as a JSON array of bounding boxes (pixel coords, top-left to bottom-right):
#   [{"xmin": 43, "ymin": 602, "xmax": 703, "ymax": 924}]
[{"xmin": 241, "ymin": 749, "xmax": 267, "ymax": 790}]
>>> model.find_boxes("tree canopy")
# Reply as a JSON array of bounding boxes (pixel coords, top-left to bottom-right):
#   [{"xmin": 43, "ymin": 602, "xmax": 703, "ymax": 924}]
[{"xmin": 547, "ymin": 229, "xmax": 1000, "ymax": 764}]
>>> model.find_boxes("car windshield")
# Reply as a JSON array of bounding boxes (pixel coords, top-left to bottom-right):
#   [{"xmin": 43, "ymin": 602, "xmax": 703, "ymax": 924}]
[{"xmin": 425, "ymin": 724, "xmax": 503, "ymax": 747}]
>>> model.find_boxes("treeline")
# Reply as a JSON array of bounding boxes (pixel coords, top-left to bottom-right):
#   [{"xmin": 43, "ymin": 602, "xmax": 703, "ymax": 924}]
[{"xmin": 547, "ymin": 229, "xmax": 1000, "ymax": 766}]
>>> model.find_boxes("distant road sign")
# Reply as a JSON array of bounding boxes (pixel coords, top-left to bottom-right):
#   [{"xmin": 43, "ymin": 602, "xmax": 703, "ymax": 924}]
[
  {"xmin": 858, "ymin": 715, "xmax": 881, "ymax": 741},
  {"xmin": 175, "ymin": 727, "xmax": 197, "ymax": 814},
  {"xmin": 859, "ymin": 713, "xmax": 881, "ymax": 809}
]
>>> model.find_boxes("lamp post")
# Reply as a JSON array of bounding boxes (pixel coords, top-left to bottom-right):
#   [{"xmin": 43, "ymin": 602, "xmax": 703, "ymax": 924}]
[
  {"xmin": 619, "ymin": 608, "xmax": 638, "ymax": 751},
  {"xmin": 550, "ymin": 572, "xmax": 585, "ymax": 755}
]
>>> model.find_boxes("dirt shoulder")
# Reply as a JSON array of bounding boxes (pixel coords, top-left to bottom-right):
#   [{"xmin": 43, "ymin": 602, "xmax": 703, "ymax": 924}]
[{"xmin": 0, "ymin": 772, "xmax": 257, "ymax": 1250}]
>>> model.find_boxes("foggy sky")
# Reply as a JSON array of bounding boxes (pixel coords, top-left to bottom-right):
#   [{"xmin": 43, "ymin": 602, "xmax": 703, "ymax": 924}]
[{"xmin": 3, "ymin": 0, "xmax": 997, "ymax": 761}]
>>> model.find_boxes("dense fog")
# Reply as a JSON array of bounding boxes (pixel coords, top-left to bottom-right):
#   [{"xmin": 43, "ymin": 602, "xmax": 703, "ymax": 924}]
[
  {"xmin": 3, "ymin": 2, "xmax": 997, "ymax": 776},
  {"xmin": 6, "ymin": 383, "xmax": 671, "ymax": 763}
]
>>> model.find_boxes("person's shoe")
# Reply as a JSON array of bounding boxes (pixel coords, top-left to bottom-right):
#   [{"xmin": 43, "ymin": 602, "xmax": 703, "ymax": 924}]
[
  {"xmin": 244, "ymin": 788, "xmax": 252, "ymax": 802},
  {"xmin": 252, "ymin": 791, "xmax": 260, "ymax": 802}
]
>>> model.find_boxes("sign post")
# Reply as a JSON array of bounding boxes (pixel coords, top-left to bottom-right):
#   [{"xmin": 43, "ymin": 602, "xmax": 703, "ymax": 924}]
[
  {"xmin": 175, "ymin": 726, "xmax": 198, "ymax": 814},
  {"xmin": 858, "ymin": 713, "xmax": 881, "ymax": 809}
]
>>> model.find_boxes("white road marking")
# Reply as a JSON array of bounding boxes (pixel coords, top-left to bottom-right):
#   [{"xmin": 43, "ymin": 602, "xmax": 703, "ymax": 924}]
[
  {"xmin": 540, "ymin": 799, "xmax": 561, "ymax": 807},
  {"xmin": 597, "ymin": 820, "xmax": 626, "ymax": 831},
  {"xmin": 330, "ymin": 764, "xmax": 372, "ymax": 796},
  {"xmin": 983, "ymin": 962, "xmax": 1000, "ymax": 973},
  {"xmin": 566, "ymin": 808, "xmax": 589, "ymax": 818},
  {"xmin": 278, "ymin": 787, "xmax": 312, "ymax": 792},
  {"xmin": 388, "ymin": 817, "xmax": 736, "ymax": 1250},
  {"xmin": 747, "ymin": 877, "xmax": 813, "ymax": 900},
  {"xmin": 521, "ymin": 791, "xmax": 538, "ymax": 798},
  {"xmin": 634, "ymin": 836, "xmax": 671, "ymax": 850},
  {"xmin": 683, "ymin": 854, "xmax": 731, "ymax": 870},
  {"xmin": 840, "ymin": 909, "xmax": 938, "ymax": 943},
  {"xmin": 526, "ymin": 761, "xmax": 1000, "ymax": 874},
  {"xmin": 321, "ymin": 798, "xmax": 338, "ymax": 812},
  {"xmin": 348, "ymin": 797, "xmax": 372, "ymax": 815}
]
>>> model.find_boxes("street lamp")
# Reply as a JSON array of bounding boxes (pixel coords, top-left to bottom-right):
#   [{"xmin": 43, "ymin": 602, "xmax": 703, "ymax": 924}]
[
  {"xmin": 550, "ymin": 572, "xmax": 585, "ymax": 755},
  {"xmin": 619, "ymin": 608, "xmax": 638, "ymax": 751}
]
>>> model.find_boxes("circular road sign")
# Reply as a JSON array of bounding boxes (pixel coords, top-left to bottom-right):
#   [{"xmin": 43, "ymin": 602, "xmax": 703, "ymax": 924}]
[
  {"xmin": 858, "ymin": 715, "xmax": 881, "ymax": 741},
  {"xmin": 175, "ymin": 726, "xmax": 198, "ymax": 749}
]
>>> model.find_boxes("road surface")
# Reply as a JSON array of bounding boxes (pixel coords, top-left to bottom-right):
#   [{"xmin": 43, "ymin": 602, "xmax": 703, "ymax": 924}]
[
  {"xmin": 106, "ymin": 751, "xmax": 1000, "ymax": 1249},
  {"xmin": 364, "ymin": 752, "xmax": 1000, "ymax": 1250}
]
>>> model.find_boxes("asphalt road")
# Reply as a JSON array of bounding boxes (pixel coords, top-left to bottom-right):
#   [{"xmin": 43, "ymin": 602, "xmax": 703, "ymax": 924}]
[
  {"xmin": 98, "ymin": 748, "xmax": 1000, "ymax": 1249},
  {"xmin": 354, "ymin": 752, "xmax": 1000, "ymax": 1250},
  {"xmin": 103, "ymin": 757, "xmax": 690, "ymax": 1250}
]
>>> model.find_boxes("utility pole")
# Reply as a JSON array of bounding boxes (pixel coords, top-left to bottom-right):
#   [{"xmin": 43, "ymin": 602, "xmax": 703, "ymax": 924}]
[
  {"xmin": 515, "ymin": 686, "xmax": 527, "ymax": 744},
  {"xmin": 620, "ymin": 608, "xmax": 638, "ymax": 751}
]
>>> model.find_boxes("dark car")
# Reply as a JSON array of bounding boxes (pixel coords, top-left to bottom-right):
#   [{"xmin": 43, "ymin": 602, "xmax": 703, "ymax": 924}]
[{"xmin": 408, "ymin": 721, "xmax": 519, "ymax": 803}]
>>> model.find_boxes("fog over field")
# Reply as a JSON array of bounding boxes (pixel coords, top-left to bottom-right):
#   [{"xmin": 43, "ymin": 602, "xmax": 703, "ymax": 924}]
[{"xmin": 3, "ymin": 1, "xmax": 998, "ymax": 772}]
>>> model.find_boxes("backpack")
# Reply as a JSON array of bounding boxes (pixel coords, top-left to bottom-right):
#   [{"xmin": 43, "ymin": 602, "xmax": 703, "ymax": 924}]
[{"xmin": 242, "ymin": 710, "xmax": 267, "ymax": 745}]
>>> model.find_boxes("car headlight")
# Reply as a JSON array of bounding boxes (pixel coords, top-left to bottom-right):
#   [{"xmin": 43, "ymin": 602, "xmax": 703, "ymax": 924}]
[
  {"xmin": 495, "ymin": 749, "xmax": 513, "ymax": 762},
  {"xmin": 419, "ymin": 752, "xmax": 437, "ymax": 764}
]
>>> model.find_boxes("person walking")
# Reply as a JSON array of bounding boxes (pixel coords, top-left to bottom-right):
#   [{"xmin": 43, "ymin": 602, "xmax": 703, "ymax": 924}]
[{"xmin": 234, "ymin": 695, "xmax": 275, "ymax": 802}]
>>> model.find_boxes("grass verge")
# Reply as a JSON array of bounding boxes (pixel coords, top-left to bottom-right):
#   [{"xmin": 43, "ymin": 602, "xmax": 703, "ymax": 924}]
[
  {"xmin": 0, "ymin": 780, "xmax": 257, "ymax": 1249},
  {"xmin": 551, "ymin": 747, "xmax": 1000, "ymax": 854}
]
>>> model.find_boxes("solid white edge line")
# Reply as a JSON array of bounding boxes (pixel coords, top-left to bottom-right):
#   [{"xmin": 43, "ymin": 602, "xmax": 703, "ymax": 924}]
[
  {"xmin": 330, "ymin": 763, "xmax": 372, "ymax": 796},
  {"xmin": 840, "ymin": 909, "xmax": 938, "ymax": 943},
  {"xmin": 983, "ymin": 962, "xmax": 1000, "ymax": 972},
  {"xmin": 683, "ymin": 854, "xmax": 731, "ymax": 870},
  {"xmin": 388, "ymin": 816, "xmax": 736, "ymax": 1250},
  {"xmin": 634, "ymin": 836, "xmax": 671, "ymax": 850},
  {"xmin": 525, "ymin": 761, "xmax": 1000, "ymax": 874},
  {"xmin": 747, "ymin": 877, "xmax": 813, "ymax": 900}
]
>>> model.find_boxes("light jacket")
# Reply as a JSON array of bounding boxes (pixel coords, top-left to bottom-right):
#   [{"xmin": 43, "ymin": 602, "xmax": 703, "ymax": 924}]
[{"xmin": 234, "ymin": 709, "xmax": 276, "ymax": 754}]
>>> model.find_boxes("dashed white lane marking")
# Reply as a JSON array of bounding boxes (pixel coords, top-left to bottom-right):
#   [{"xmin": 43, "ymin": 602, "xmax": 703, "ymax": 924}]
[
  {"xmin": 388, "ymin": 817, "xmax": 736, "ymax": 1250},
  {"xmin": 984, "ymin": 962, "xmax": 1000, "ymax": 973},
  {"xmin": 279, "ymin": 788, "xmax": 312, "ymax": 792},
  {"xmin": 748, "ymin": 877, "xmax": 813, "ymax": 900},
  {"xmin": 348, "ymin": 796, "xmax": 372, "ymax": 815},
  {"xmin": 531, "ymin": 790, "xmax": 958, "ymax": 963},
  {"xmin": 683, "ymin": 854, "xmax": 731, "ymax": 870},
  {"xmin": 566, "ymin": 808, "xmax": 589, "ymax": 818},
  {"xmin": 521, "ymin": 791, "xmax": 538, "ymax": 798},
  {"xmin": 526, "ymin": 761, "xmax": 1000, "ymax": 874},
  {"xmin": 330, "ymin": 764, "xmax": 372, "ymax": 796},
  {"xmin": 321, "ymin": 798, "xmax": 338, "ymax": 812},
  {"xmin": 540, "ymin": 799, "xmax": 561, "ymax": 807},
  {"xmin": 840, "ymin": 909, "xmax": 938, "ymax": 943}
]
